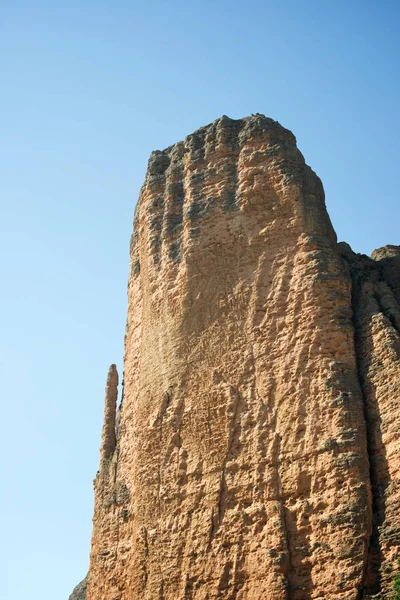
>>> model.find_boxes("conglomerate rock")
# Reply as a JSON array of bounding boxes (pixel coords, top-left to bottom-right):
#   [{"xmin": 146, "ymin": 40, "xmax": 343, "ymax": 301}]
[
  {"xmin": 100, "ymin": 364, "xmax": 118, "ymax": 463},
  {"xmin": 340, "ymin": 243, "xmax": 400, "ymax": 598},
  {"xmin": 73, "ymin": 115, "xmax": 399, "ymax": 599}
]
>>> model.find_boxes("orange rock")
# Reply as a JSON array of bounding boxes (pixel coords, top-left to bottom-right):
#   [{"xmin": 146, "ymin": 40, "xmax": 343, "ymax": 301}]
[
  {"xmin": 340, "ymin": 243, "xmax": 400, "ymax": 598},
  {"xmin": 83, "ymin": 116, "xmax": 399, "ymax": 600}
]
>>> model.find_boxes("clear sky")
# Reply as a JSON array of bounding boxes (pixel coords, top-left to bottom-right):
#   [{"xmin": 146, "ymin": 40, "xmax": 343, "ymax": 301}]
[{"xmin": 1, "ymin": 1, "xmax": 399, "ymax": 598}]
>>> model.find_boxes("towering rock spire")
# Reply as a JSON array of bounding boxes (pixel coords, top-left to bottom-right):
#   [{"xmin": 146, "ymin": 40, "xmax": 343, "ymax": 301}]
[
  {"xmin": 100, "ymin": 364, "xmax": 118, "ymax": 463},
  {"xmin": 78, "ymin": 116, "xmax": 400, "ymax": 600}
]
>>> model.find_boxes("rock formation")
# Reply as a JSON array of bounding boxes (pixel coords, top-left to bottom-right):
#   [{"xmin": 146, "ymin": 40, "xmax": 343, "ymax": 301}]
[
  {"xmin": 100, "ymin": 364, "xmax": 118, "ymax": 463},
  {"xmin": 68, "ymin": 576, "xmax": 87, "ymax": 600},
  {"xmin": 73, "ymin": 115, "xmax": 399, "ymax": 599},
  {"xmin": 340, "ymin": 244, "xmax": 400, "ymax": 596}
]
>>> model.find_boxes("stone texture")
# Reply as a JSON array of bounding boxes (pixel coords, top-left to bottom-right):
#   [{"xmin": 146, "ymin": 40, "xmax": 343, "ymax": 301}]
[
  {"xmin": 78, "ymin": 116, "xmax": 399, "ymax": 600},
  {"xmin": 340, "ymin": 244, "xmax": 400, "ymax": 598},
  {"xmin": 68, "ymin": 576, "xmax": 87, "ymax": 600},
  {"xmin": 100, "ymin": 364, "xmax": 119, "ymax": 463}
]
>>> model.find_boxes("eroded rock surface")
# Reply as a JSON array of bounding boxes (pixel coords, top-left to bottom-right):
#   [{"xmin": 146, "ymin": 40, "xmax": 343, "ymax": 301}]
[
  {"xmin": 340, "ymin": 243, "xmax": 400, "ymax": 598},
  {"xmin": 68, "ymin": 576, "xmax": 87, "ymax": 600},
  {"xmin": 78, "ymin": 116, "xmax": 399, "ymax": 600}
]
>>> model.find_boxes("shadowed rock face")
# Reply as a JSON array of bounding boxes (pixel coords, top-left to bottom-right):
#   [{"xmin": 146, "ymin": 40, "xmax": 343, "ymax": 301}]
[
  {"xmin": 340, "ymin": 243, "xmax": 400, "ymax": 598},
  {"xmin": 70, "ymin": 115, "xmax": 399, "ymax": 600},
  {"xmin": 68, "ymin": 576, "xmax": 87, "ymax": 600}
]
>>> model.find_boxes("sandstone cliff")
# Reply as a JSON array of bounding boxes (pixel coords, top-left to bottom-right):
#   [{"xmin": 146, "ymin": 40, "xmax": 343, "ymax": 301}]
[{"xmin": 76, "ymin": 115, "xmax": 399, "ymax": 599}]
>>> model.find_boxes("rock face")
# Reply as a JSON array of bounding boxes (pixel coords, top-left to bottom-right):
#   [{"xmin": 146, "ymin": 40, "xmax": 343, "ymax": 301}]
[
  {"xmin": 68, "ymin": 576, "xmax": 87, "ymax": 600},
  {"xmin": 81, "ymin": 116, "xmax": 399, "ymax": 599},
  {"xmin": 100, "ymin": 364, "xmax": 118, "ymax": 463},
  {"xmin": 340, "ymin": 244, "xmax": 400, "ymax": 597}
]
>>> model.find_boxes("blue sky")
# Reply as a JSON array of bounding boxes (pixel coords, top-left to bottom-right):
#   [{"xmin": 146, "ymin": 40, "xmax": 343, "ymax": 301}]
[{"xmin": 1, "ymin": 1, "xmax": 399, "ymax": 598}]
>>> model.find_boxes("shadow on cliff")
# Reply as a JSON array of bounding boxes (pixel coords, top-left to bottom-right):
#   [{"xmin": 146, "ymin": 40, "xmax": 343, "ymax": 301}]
[
  {"xmin": 275, "ymin": 429, "xmax": 313, "ymax": 600},
  {"xmin": 284, "ymin": 505, "xmax": 313, "ymax": 600},
  {"xmin": 341, "ymin": 249, "xmax": 394, "ymax": 598},
  {"xmin": 354, "ymin": 299, "xmax": 392, "ymax": 597},
  {"xmin": 360, "ymin": 383, "xmax": 391, "ymax": 598}
]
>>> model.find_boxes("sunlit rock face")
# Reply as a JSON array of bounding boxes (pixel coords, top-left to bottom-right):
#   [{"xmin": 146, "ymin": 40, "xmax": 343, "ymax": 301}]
[{"xmin": 79, "ymin": 116, "xmax": 399, "ymax": 600}]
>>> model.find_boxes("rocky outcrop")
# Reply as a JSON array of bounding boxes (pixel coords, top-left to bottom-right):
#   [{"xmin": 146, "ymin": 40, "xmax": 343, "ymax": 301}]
[
  {"xmin": 340, "ymin": 244, "xmax": 400, "ymax": 598},
  {"xmin": 68, "ymin": 576, "xmax": 87, "ymax": 600},
  {"xmin": 100, "ymin": 364, "xmax": 118, "ymax": 463},
  {"xmin": 71, "ymin": 115, "xmax": 399, "ymax": 599}
]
